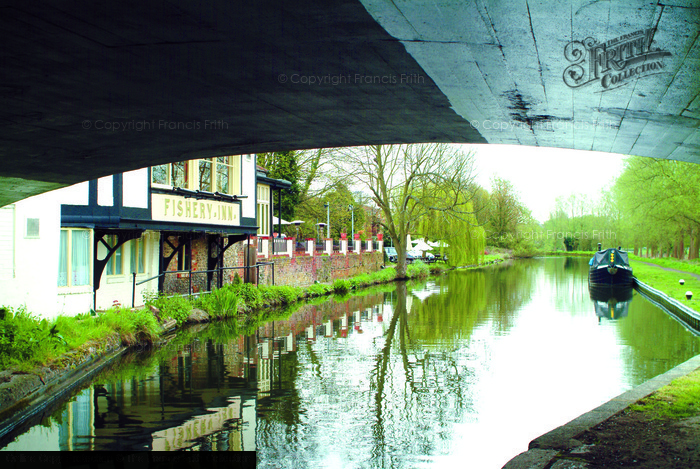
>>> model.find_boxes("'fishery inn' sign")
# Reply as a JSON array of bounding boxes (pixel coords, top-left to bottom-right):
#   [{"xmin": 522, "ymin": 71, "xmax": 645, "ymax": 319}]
[
  {"xmin": 563, "ymin": 29, "xmax": 671, "ymax": 91},
  {"xmin": 151, "ymin": 193, "xmax": 240, "ymax": 226}
]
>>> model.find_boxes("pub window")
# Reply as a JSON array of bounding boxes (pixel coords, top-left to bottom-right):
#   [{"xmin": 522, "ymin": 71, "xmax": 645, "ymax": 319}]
[
  {"xmin": 172, "ymin": 161, "xmax": 188, "ymax": 188},
  {"xmin": 58, "ymin": 229, "xmax": 91, "ymax": 287},
  {"xmin": 198, "ymin": 156, "xmax": 239, "ymax": 194},
  {"xmin": 151, "ymin": 161, "xmax": 189, "ymax": 188},
  {"xmin": 152, "ymin": 164, "xmax": 169, "ymax": 185},
  {"xmin": 199, "ymin": 158, "xmax": 213, "ymax": 192},
  {"xmin": 130, "ymin": 237, "xmax": 146, "ymax": 274},
  {"xmin": 105, "ymin": 235, "xmax": 124, "ymax": 276},
  {"xmin": 257, "ymin": 184, "xmax": 270, "ymax": 236},
  {"xmin": 177, "ymin": 242, "xmax": 192, "ymax": 271},
  {"xmin": 215, "ymin": 156, "xmax": 230, "ymax": 194}
]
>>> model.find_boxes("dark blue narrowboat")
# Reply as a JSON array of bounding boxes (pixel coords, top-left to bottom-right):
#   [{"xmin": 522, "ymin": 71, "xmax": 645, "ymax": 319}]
[{"xmin": 588, "ymin": 247, "xmax": 634, "ymax": 286}]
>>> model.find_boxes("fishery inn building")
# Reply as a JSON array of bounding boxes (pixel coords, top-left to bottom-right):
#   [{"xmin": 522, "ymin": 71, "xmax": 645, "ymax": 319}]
[{"xmin": 0, "ymin": 155, "xmax": 290, "ymax": 318}]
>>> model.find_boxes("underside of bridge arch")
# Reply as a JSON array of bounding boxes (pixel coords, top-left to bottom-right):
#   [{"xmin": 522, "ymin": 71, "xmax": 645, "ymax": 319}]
[{"xmin": 0, "ymin": 0, "xmax": 698, "ymax": 206}]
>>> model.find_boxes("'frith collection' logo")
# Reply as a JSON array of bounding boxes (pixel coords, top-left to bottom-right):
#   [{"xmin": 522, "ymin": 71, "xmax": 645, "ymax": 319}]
[{"xmin": 563, "ymin": 29, "xmax": 671, "ymax": 91}]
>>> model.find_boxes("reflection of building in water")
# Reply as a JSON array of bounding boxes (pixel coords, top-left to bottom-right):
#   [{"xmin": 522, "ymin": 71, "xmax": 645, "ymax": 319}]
[
  {"xmin": 46, "ymin": 337, "xmax": 259, "ymax": 451},
  {"xmin": 152, "ymin": 397, "xmax": 244, "ymax": 451},
  {"xmin": 59, "ymin": 387, "xmax": 96, "ymax": 451},
  {"xmin": 257, "ymin": 332, "xmax": 296, "ymax": 396}
]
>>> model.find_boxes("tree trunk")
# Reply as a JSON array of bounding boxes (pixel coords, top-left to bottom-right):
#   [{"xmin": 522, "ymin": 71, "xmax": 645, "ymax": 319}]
[
  {"xmin": 678, "ymin": 233, "xmax": 685, "ymax": 260},
  {"xmin": 690, "ymin": 226, "xmax": 700, "ymax": 260},
  {"xmin": 633, "ymin": 246, "xmax": 638, "ymax": 256},
  {"xmin": 394, "ymin": 240, "xmax": 408, "ymax": 279}
]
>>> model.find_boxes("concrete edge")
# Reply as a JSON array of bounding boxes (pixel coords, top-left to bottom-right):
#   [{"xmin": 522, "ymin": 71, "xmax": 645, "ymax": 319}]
[
  {"xmin": 0, "ymin": 343, "xmax": 129, "ymax": 445},
  {"xmin": 502, "ymin": 353, "xmax": 700, "ymax": 468},
  {"xmin": 634, "ymin": 278, "xmax": 700, "ymax": 335}
]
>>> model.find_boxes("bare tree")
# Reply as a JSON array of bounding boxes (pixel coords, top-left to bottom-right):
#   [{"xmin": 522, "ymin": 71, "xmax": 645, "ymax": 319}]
[{"xmin": 340, "ymin": 143, "xmax": 479, "ymax": 278}]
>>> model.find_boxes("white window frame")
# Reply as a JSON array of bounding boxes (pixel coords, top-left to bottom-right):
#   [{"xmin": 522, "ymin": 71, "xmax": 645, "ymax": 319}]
[
  {"xmin": 129, "ymin": 236, "xmax": 147, "ymax": 275},
  {"xmin": 257, "ymin": 184, "xmax": 270, "ymax": 236},
  {"xmin": 151, "ymin": 161, "xmax": 190, "ymax": 189},
  {"xmin": 105, "ymin": 234, "xmax": 124, "ymax": 276},
  {"xmin": 58, "ymin": 228, "xmax": 93, "ymax": 288},
  {"xmin": 197, "ymin": 156, "xmax": 241, "ymax": 195}
]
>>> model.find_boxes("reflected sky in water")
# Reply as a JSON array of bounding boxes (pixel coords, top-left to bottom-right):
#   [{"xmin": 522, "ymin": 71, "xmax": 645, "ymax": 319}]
[{"xmin": 3, "ymin": 258, "xmax": 699, "ymax": 468}]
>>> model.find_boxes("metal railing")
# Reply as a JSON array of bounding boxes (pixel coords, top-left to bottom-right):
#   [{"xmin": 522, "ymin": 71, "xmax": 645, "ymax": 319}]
[
  {"xmin": 132, "ymin": 261, "xmax": 275, "ymax": 307},
  {"xmin": 272, "ymin": 237, "xmax": 287, "ymax": 255}
]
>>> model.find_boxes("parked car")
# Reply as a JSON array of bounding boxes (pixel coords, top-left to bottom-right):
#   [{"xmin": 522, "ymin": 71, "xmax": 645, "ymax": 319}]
[
  {"xmin": 385, "ymin": 246, "xmax": 398, "ymax": 263},
  {"xmin": 385, "ymin": 246, "xmax": 418, "ymax": 263}
]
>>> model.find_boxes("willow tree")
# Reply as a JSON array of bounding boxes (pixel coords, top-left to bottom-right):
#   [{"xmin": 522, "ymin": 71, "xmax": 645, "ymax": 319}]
[
  {"xmin": 416, "ymin": 190, "xmax": 484, "ymax": 267},
  {"xmin": 341, "ymin": 144, "xmax": 481, "ymax": 278}
]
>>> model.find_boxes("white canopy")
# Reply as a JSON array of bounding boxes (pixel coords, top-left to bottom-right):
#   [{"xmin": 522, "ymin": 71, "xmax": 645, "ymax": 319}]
[
  {"xmin": 428, "ymin": 240, "xmax": 449, "ymax": 248},
  {"xmin": 412, "ymin": 239, "xmax": 433, "ymax": 252},
  {"xmin": 274, "ymin": 216, "xmax": 304, "ymax": 225}
]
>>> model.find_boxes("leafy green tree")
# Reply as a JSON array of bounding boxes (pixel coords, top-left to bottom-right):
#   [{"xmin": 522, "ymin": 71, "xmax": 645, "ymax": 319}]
[
  {"xmin": 485, "ymin": 177, "xmax": 527, "ymax": 248},
  {"xmin": 613, "ymin": 156, "xmax": 700, "ymax": 259}
]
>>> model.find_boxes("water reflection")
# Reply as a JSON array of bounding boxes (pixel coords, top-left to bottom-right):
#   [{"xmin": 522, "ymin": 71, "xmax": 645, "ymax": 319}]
[
  {"xmin": 2, "ymin": 259, "xmax": 700, "ymax": 469},
  {"xmin": 590, "ymin": 285, "xmax": 634, "ymax": 321}
]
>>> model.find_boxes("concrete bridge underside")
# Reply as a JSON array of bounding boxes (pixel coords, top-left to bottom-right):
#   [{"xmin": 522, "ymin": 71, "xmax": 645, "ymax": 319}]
[{"xmin": 1, "ymin": 0, "xmax": 698, "ymax": 206}]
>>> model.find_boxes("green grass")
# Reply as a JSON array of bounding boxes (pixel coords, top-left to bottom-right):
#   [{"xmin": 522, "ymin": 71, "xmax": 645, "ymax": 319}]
[
  {"xmin": 630, "ymin": 369, "xmax": 700, "ymax": 419},
  {"xmin": 629, "ymin": 259, "xmax": 700, "ymax": 308},
  {"xmin": 0, "ymin": 305, "xmax": 161, "ymax": 371},
  {"xmin": 482, "ymin": 253, "xmax": 507, "ymax": 263},
  {"xmin": 630, "ymin": 254, "xmax": 700, "ymax": 277},
  {"xmin": 540, "ymin": 250, "xmax": 597, "ymax": 257}
]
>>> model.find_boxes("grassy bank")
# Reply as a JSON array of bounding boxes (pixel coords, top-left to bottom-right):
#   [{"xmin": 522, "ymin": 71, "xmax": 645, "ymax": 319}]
[
  {"xmin": 630, "ymin": 368, "xmax": 700, "ymax": 420},
  {"xmin": 629, "ymin": 257, "xmax": 700, "ymax": 308},
  {"xmin": 0, "ymin": 262, "xmax": 433, "ymax": 371},
  {"xmin": 539, "ymin": 250, "xmax": 596, "ymax": 257}
]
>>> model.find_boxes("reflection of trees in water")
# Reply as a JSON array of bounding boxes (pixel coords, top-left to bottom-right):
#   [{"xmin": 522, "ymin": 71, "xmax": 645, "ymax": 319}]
[
  {"xmin": 481, "ymin": 261, "xmax": 536, "ymax": 332},
  {"xmin": 408, "ymin": 261, "xmax": 537, "ymax": 341},
  {"xmin": 545, "ymin": 257, "xmax": 590, "ymax": 312},
  {"xmin": 369, "ymin": 283, "xmax": 474, "ymax": 465},
  {"xmin": 611, "ymin": 292, "xmax": 700, "ymax": 383}
]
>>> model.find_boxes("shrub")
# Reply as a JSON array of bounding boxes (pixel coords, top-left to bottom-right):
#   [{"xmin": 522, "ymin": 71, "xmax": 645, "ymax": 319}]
[
  {"xmin": 96, "ymin": 307, "xmax": 160, "ymax": 346},
  {"xmin": 332, "ymin": 279, "xmax": 352, "ymax": 294},
  {"xmin": 153, "ymin": 294, "xmax": 192, "ymax": 325},
  {"xmin": 307, "ymin": 283, "xmax": 332, "ymax": 297},
  {"xmin": 232, "ymin": 283, "xmax": 263, "ymax": 309},
  {"xmin": 199, "ymin": 287, "xmax": 240, "ymax": 319},
  {"xmin": 0, "ymin": 306, "xmax": 48, "ymax": 366},
  {"xmin": 406, "ymin": 260, "xmax": 430, "ymax": 278}
]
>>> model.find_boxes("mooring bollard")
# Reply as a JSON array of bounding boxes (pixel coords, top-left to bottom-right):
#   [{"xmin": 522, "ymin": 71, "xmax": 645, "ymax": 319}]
[
  {"xmin": 686, "ymin": 291, "xmax": 693, "ymax": 300},
  {"xmin": 680, "ymin": 279, "xmax": 685, "ymax": 285}
]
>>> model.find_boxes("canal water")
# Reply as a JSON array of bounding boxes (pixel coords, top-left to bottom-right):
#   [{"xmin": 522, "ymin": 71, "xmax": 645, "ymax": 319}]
[{"xmin": 2, "ymin": 257, "xmax": 700, "ymax": 468}]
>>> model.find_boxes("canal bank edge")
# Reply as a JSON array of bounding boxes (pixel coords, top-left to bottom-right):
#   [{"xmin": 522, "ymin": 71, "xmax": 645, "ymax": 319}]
[
  {"xmin": 502, "ymin": 277, "xmax": 700, "ymax": 468},
  {"xmin": 502, "ymin": 353, "xmax": 700, "ymax": 468},
  {"xmin": 0, "ymin": 333, "xmax": 128, "ymax": 444}
]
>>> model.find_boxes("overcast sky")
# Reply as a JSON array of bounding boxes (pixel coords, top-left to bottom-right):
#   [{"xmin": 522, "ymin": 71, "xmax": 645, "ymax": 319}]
[{"xmin": 460, "ymin": 144, "xmax": 627, "ymax": 223}]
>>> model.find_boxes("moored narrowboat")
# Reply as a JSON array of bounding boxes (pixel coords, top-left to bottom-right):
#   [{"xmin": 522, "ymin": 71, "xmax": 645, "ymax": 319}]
[{"xmin": 588, "ymin": 247, "xmax": 634, "ymax": 286}]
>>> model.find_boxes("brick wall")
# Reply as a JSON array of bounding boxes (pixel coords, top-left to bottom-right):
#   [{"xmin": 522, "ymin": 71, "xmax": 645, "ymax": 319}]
[
  {"xmin": 162, "ymin": 235, "xmax": 383, "ymax": 292},
  {"xmin": 260, "ymin": 251, "xmax": 384, "ymax": 287},
  {"xmin": 163, "ymin": 235, "xmax": 254, "ymax": 294}
]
